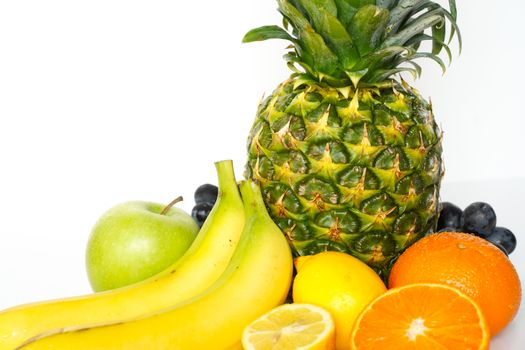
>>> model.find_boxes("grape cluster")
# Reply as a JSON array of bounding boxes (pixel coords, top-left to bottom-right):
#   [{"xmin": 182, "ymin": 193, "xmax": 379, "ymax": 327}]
[
  {"xmin": 436, "ymin": 202, "xmax": 517, "ymax": 255},
  {"xmin": 191, "ymin": 184, "xmax": 218, "ymax": 227}
]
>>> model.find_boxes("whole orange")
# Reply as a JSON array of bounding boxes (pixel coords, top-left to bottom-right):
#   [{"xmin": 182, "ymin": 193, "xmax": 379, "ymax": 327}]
[{"xmin": 389, "ymin": 231, "xmax": 521, "ymax": 335}]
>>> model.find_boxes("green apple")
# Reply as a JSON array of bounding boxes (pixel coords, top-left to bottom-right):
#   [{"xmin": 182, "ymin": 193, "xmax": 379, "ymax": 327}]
[{"xmin": 86, "ymin": 200, "xmax": 199, "ymax": 292}]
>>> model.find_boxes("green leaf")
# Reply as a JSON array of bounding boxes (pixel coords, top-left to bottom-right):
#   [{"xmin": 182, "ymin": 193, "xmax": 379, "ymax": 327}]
[
  {"xmin": 448, "ymin": 0, "xmax": 458, "ymax": 42},
  {"xmin": 407, "ymin": 5, "xmax": 446, "ymax": 56},
  {"xmin": 405, "ymin": 1, "xmax": 460, "ymax": 55},
  {"xmin": 344, "ymin": 0, "xmax": 375, "ymax": 7},
  {"xmin": 441, "ymin": 7, "xmax": 462, "ymax": 51},
  {"xmin": 393, "ymin": 51, "xmax": 446, "ymax": 74},
  {"xmin": 368, "ymin": 67, "xmax": 418, "ymax": 82},
  {"xmin": 376, "ymin": 0, "xmax": 397, "ymax": 9},
  {"xmin": 401, "ymin": 0, "xmax": 444, "ymax": 54},
  {"xmin": 412, "ymin": 0, "xmax": 441, "ymax": 14},
  {"xmin": 405, "ymin": 33, "xmax": 452, "ymax": 63},
  {"xmin": 278, "ymin": 0, "xmax": 311, "ymax": 31},
  {"xmin": 352, "ymin": 47, "xmax": 411, "ymax": 80},
  {"xmin": 348, "ymin": 5, "xmax": 390, "ymax": 56},
  {"xmin": 422, "ymin": 7, "xmax": 462, "ymax": 53},
  {"xmin": 295, "ymin": 48, "xmax": 318, "ymax": 76},
  {"xmin": 288, "ymin": 0, "xmax": 311, "ymax": 18},
  {"xmin": 284, "ymin": 50, "xmax": 317, "ymax": 77},
  {"xmin": 333, "ymin": 0, "xmax": 358, "ymax": 28},
  {"xmin": 242, "ymin": 25, "xmax": 294, "ymax": 43},
  {"xmin": 404, "ymin": 1, "xmax": 462, "ymax": 54},
  {"xmin": 431, "ymin": 20, "xmax": 446, "ymax": 55},
  {"xmin": 278, "ymin": 0, "xmax": 340, "ymax": 75},
  {"xmin": 386, "ymin": 0, "xmax": 421, "ymax": 33},
  {"xmin": 413, "ymin": 52, "xmax": 447, "ymax": 73},
  {"xmin": 382, "ymin": 13, "xmax": 444, "ymax": 48},
  {"xmin": 297, "ymin": 0, "xmax": 338, "ymax": 16},
  {"xmin": 353, "ymin": 46, "xmax": 408, "ymax": 71},
  {"xmin": 295, "ymin": 0, "xmax": 360, "ymax": 68},
  {"xmin": 283, "ymin": 17, "xmax": 290, "ymax": 31},
  {"xmin": 284, "ymin": 51, "xmax": 312, "ymax": 74},
  {"xmin": 408, "ymin": 0, "xmax": 439, "ymax": 15},
  {"xmin": 404, "ymin": 60, "xmax": 422, "ymax": 77},
  {"xmin": 449, "ymin": 0, "xmax": 457, "ymax": 20}
]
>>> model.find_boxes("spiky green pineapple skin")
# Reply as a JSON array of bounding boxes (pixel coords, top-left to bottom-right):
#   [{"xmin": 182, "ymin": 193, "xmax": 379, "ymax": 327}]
[{"xmin": 245, "ymin": 76, "xmax": 443, "ymax": 278}]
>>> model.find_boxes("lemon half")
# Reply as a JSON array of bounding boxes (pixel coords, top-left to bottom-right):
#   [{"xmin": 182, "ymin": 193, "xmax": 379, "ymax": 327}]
[{"xmin": 242, "ymin": 303, "xmax": 335, "ymax": 350}]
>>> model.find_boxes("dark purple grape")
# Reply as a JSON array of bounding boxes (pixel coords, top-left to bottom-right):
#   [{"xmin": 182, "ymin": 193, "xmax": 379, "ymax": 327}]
[
  {"xmin": 437, "ymin": 227, "xmax": 463, "ymax": 233},
  {"xmin": 194, "ymin": 184, "xmax": 218, "ymax": 205},
  {"xmin": 437, "ymin": 202, "xmax": 463, "ymax": 231},
  {"xmin": 191, "ymin": 202, "xmax": 214, "ymax": 227},
  {"xmin": 462, "ymin": 202, "xmax": 497, "ymax": 238},
  {"xmin": 487, "ymin": 227, "xmax": 516, "ymax": 255}
]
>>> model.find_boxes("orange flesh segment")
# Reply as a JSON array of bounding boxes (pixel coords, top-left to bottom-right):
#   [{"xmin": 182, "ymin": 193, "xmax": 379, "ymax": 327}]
[{"xmin": 351, "ymin": 284, "xmax": 489, "ymax": 350}]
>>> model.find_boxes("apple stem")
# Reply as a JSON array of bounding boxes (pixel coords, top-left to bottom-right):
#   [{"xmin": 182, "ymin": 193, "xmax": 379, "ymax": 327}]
[{"xmin": 160, "ymin": 196, "xmax": 183, "ymax": 215}]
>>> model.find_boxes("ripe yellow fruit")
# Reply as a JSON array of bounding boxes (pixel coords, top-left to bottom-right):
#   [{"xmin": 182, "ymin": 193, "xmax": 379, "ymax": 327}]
[
  {"xmin": 293, "ymin": 251, "xmax": 386, "ymax": 350},
  {"xmin": 242, "ymin": 303, "xmax": 336, "ymax": 350}
]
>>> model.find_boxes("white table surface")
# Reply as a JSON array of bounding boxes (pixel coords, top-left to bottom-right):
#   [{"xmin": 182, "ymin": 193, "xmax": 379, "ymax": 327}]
[{"xmin": 1, "ymin": 178, "xmax": 523, "ymax": 349}]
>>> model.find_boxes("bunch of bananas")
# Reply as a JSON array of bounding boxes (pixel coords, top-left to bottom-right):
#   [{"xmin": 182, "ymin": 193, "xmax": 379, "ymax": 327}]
[{"xmin": 0, "ymin": 160, "xmax": 294, "ymax": 350}]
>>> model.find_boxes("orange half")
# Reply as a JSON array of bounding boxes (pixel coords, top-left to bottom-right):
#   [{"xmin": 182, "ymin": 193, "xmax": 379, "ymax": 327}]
[{"xmin": 350, "ymin": 283, "xmax": 490, "ymax": 350}]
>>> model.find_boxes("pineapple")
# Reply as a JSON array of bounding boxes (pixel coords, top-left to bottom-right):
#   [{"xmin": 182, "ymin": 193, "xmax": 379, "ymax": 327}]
[{"xmin": 244, "ymin": 0, "xmax": 461, "ymax": 278}]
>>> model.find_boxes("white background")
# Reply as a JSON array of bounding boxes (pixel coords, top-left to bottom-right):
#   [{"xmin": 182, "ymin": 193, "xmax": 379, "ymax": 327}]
[{"xmin": 0, "ymin": 0, "xmax": 524, "ymax": 348}]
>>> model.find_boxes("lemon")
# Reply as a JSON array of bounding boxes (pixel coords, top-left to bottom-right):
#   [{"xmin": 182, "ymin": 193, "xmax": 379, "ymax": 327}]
[
  {"xmin": 242, "ymin": 303, "xmax": 336, "ymax": 350},
  {"xmin": 292, "ymin": 251, "xmax": 386, "ymax": 350}
]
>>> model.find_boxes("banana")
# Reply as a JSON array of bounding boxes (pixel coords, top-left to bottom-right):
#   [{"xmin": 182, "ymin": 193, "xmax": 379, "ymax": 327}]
[
  {"xmin": 0, "ymin": 160, "xmax": 245, "ymax": 350},
  {"xmin": 17, "ymin": 180, "xmax": 294, "ymax": 350}
]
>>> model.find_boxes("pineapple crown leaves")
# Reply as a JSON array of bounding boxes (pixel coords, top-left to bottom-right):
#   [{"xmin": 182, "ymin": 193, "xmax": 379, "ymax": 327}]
[{"xmin": 243, "ymin": 0, "xmax": 461, "ymax": 87}]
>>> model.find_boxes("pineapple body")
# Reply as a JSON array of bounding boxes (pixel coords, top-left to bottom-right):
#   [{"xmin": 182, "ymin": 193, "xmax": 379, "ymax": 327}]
[
  {"xmin": 243, "ymin": 0, "xmax": 460, "ymax": 277},
  {"xmin": 246, "ymin": 77, "xmax": 442, "ymax": 277}
]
